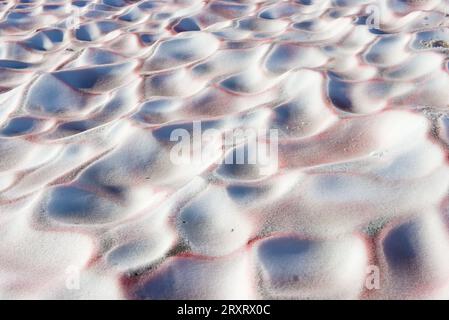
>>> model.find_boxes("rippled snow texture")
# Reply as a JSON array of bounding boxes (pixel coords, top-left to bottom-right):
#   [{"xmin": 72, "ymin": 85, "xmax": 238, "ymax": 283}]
[{"xmin": 1, "ymin": 0, "xmax": 449, "ymax": 300}]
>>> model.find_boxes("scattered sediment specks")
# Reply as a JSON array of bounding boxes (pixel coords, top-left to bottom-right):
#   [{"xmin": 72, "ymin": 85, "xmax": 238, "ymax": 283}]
[{"xmin": 1, "ymin": 0, "xmax": 449, "ymax": 300}]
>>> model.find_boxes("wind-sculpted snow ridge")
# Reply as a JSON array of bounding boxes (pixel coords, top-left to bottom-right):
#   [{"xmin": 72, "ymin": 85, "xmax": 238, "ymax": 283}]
[{"xmin": 1, "ymin": 0, "xmax": 449, "ymax": 300}]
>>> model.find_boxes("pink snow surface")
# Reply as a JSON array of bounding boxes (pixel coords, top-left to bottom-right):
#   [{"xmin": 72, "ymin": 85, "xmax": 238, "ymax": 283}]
[{"xmin": 1, "ymin": 0, "xmax": 449, "ymax": 299}]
